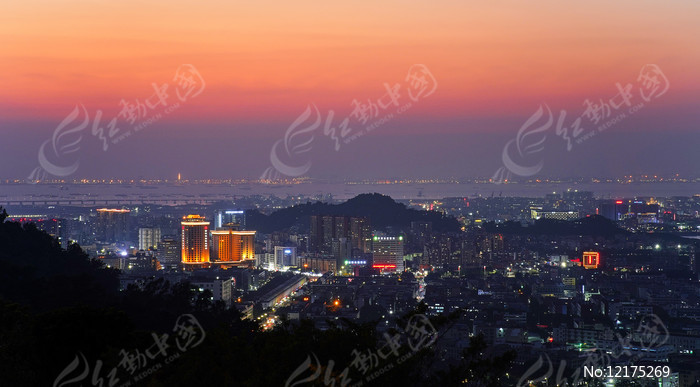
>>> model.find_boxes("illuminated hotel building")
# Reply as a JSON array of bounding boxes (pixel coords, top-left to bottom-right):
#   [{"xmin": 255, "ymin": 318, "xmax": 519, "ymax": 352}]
[
  {"xmin": 372, "ymin": 236, "xmax": 404, "ymax": 272},
  {"xmin": 211, "ymin": 229, "xmax": 256, "ymax": 262},
  {"xmin": 181, "ymin": 215, "xmax": 210, "ymax": 264}
]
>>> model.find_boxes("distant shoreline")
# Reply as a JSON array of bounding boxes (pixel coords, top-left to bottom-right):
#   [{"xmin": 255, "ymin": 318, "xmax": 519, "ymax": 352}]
[{"xmin": 1, "ymin": 181, "xmax": 698, "ymax": 202}]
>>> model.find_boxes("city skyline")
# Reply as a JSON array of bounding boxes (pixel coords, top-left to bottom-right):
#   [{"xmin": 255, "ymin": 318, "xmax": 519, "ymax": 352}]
[{"xmin": 2, "ymin": 2, "xmax": 700, "ymax": 385}]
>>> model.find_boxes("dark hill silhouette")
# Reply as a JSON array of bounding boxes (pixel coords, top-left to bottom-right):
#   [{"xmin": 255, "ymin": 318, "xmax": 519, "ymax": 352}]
[
  {"xmin": 247, "ymin": 193, "xmax": 461, "ymax": 233},
  {"xmin": 482, "ymin": 215, "xmax": 627, "ymax": 237},
  {"xmin": 0, "ymin": 209, "xmax": 119, "ymax": 311}
]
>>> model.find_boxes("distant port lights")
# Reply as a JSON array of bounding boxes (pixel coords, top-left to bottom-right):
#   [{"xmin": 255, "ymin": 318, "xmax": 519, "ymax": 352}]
[
  {"xmin": 96, "ymin": 208, "xmax": 130, "ymax": 213},
  {"xmin": 582, "ymin": 251, "xmax": 600, "ymax": 269}
]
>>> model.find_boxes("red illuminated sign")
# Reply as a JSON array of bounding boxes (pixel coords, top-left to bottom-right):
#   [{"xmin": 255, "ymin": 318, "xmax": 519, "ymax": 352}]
[{"xmin": 582, "ymin": 251, "xmax": 600, "ymax": 269}]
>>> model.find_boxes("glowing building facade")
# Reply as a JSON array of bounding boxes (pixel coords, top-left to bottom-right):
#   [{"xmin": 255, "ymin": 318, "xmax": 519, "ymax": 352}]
[
  {"xmin": 181, "ymin": 215, "xmax": 210, "ymax": 264},
  {"xmin": 211, "ymin": 229, "xmax": 256, "ymax": 262},
  {"xmin": 582, "ymin": 251, "xmax": 600, "ymax": 269}
]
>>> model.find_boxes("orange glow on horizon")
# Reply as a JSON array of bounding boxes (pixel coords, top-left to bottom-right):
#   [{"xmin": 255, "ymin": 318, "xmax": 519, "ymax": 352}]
[{"xmin": 2, "ymin": 1, "xmax": 699, "ymax": 130}]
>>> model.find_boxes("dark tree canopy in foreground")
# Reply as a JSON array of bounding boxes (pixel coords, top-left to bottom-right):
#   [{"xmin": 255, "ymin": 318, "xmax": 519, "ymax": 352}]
[{"xmin": 0, "ymin": 207, "xmax": 513, "ymax": 386}]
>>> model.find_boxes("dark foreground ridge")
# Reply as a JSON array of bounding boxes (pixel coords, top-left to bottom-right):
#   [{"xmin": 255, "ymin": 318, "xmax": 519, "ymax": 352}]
[{"xmin": 0, "ymin": 207, "xmax": 514, "ymax": 386}]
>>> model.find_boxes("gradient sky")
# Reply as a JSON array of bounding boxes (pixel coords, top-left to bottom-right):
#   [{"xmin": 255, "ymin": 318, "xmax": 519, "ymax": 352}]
[{"xmin": 1, "ymin": 1, "xmax": 699, "ymax": 180}]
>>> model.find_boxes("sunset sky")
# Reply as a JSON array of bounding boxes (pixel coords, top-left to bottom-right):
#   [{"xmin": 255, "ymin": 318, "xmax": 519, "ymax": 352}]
[{"xmin": 1, "ymin": 1, "xmax": 699, "ymax": 179}]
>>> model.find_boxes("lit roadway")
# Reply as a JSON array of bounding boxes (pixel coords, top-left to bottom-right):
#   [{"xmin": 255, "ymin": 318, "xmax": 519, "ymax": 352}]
[{"xmin": 259, "ymin": 289, "xmax": 301, "ymax": 331}]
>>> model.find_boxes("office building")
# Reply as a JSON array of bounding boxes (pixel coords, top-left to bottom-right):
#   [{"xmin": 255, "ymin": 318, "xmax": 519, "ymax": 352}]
[
  {"xmin": 350, "ymin": 217, "xmax": 372, "ymax": 253},
  {"xmin": 598, "ymin": 200, "xmax": 629, "ymax": 221},
  {"xmin": 192, "ymin": 278, "xmax": 233, "ymax": 306},
  {"xmin": 96, "ymin": 208, "xmax": 130, "ymax": 243},
  {"xmin": 274, "ymin": 246, "xmax": 298, "ymax": 269},
  {"xmin": 372, "ymin": 235, "xmax": 404, "ymax": 272},
  {"xmin": 157, "ymin": 235, "xmax": 180, "ymax": 269},
  {"xmin": 215, "ymin": 210, "xmax": 246, "ymax": 229},
  {"xmin": 138, "ymin": 227, "xmax": 161, "ymax": 251},
  {"xmin": 310, "ymin": 215, "xmax": 370, "ymax": 256}
]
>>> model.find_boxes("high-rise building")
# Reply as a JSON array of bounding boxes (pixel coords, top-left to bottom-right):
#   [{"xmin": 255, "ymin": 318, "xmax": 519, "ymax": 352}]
[
  {"xmin": 310, "ymin": 215, "xmax": 363, "ymax": 255},
  {"xmin": 211, "ymin": 229, "xmax": 256, "ymax": 262},
  {"xmin": 410, "ymin": 221, "xmax": 432, "ymax": 248},
  {"xmin": 334, "ymin": 216, "xmax": 349, "ymax": 240},
  {"xmin": 96, "ymin": 208, "xmax": 130, "ymax": 243},
  {"xmin": 309, "ymin": 215, "xmax": 324, "ymax": 253},
  {"xmin": 350, "ymin": 217, "xmax": 372, "ymax": 253},
  {"xmin": 332, "ymin": 237, "xmax": 352, "ymax": 268},
  {"xmin": 598, "ymin": 200, "xmax": 629, "ymax": 221},
  {"xmin": 181, "ymin": 215, "xmax": 210, "ymax": 264},
  {"xmin": 424, "ymin": 235, "xmax": 457, "ymax": 268},
  {"xmin": 157, "ymin": 235, "xmax": 180, "ymax": 269},
  {"xmin": 460, "ymin": 236, "xmax": 481, "ymax": 268},
  {"xmin": 214, "ymin": 210, "xmax": 246, "ymax": 229},
  {"xmin": 321, "ymin": 215, "xmax": 336, "ymax": 253},
  {"xmin": 274, "ymin": 246, "xmax": 298, "ymax": 269},
  {"xmin": 138, "ymin": 227, "xmax": 161, "ymax": 250},
  {"xmin": 372, "ymin": 235, "xmax": 404, "ymax": 272}
]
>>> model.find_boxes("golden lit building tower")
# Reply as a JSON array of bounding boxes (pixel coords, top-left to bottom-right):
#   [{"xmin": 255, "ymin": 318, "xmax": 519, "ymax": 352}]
[
  {"xmin": 181, "ymin": 215, "xmax": 210, "ymax": 264},
  {"xmin": 238, "ymin": 230, "xmax": 255, "ymax": 260},
  {"xmin": 211, "ymin": 229, "xmax": 256, "ymax": 262}
]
